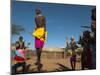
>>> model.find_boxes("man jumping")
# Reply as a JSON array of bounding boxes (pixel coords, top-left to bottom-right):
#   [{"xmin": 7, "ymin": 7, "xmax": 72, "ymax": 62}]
[{"xmin": 33, "ymin": 8, "xmax": 47, "ymax": 72}]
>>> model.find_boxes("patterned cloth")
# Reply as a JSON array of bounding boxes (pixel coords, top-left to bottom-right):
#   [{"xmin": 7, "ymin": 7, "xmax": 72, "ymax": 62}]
[{"xmin": 13, "ymin": 49, "xmax": 26, "ymax": 62}]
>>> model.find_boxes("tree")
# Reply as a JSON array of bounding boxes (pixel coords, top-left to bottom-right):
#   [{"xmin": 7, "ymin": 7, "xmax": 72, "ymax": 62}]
[{"xmin": 12, "ymin": 24, "xmax": 25, "ymax": 35}]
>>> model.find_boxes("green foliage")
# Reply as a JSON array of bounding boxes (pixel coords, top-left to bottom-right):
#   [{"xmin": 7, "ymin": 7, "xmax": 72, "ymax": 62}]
[{"xmin": 12, "ymin": 24, "xmax": 25, "ymax": 35}]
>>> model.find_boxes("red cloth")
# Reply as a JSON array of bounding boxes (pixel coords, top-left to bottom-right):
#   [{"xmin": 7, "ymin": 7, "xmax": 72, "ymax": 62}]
[{"xmin": 14, "ymin": 55, "xmax": 25, "ymax": 62}]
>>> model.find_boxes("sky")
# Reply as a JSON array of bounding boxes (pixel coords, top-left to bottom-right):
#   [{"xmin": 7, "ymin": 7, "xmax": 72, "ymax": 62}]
[{"xmin": 11, "ymin": 1, "xmax": 95, "ymax": 49}]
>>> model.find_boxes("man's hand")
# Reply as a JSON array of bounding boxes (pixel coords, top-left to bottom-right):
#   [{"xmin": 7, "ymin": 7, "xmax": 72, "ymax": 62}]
[
  {"xmin": 35, "ymin": 27, "xmax": 37, "ymax": 30},
  {"xmin": 41, "ymin": 33, "xmax": 45, "ymax": 39}
]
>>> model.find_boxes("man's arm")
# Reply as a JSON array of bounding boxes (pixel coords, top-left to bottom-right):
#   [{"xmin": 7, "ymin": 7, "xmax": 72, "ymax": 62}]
[
  {"xmin": 42, "ymin": 16, "xmax": 46, "ymax": 39},
  {"xmin": 23, "ymin": 41, "xmax": 26, "ymax": 49},
  {"xmin": 35, "ymin": 18, "xmax": 37, "ymax": 30},
  {"xmin": 43, "ymin": 16, "xmax": 46, "ymax": 31}
]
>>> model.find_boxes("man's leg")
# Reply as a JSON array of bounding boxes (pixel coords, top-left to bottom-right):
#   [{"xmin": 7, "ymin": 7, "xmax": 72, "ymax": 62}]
[
  {"xmin": 21, "ymin": 62, "xmax": 26, "ymax": 73},
  {"xmin": 38, "ymin": 48, "xmax": 42, "ymax": 63},
  {"xmin": 12, "ymin": 65, "xmax": 17, "ymax": 74},
  {"xmin": 73, "ymin": 60, "xmax": 76, "ymax": 70},
  {"xmin": 36, "ymin": 48, "xmax": 42, "ymax": 72},
  {"xmin": 81, "ymin": 51, "xmax": 85, "ymax": 70},
  {"xmin": 12, "ymin": 63, "xmax": 20, "ymax": 74},
  {"xmin": 35, "ymin": 48, "xmax": 39, "ymax": 65},
  {"xmin": 70, "ymin": 57, "xmax": 74, "ymax": 70},
  {"xmin": 71, "ymin": 61, "xmax": 74, "ymax": 70},
  {"xmin": 92, "ymin": 45, "xmax": 96, "ymax": 69},
  {"xmin": 35, "ymin": 48, "xmax": 42, "ymax": 65},
  {"xmin": 12, "ymin": 62, "xmax": 21, "ymax": 74},
  {"xmin": 71, "ymin": 61, "xmax": 73, "ymax": 70}
]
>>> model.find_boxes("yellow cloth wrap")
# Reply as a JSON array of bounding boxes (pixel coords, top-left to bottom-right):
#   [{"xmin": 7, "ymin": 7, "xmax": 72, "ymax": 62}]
[{"xmin": 33, "ymin": 27, "xmax": 47, "ymax": 42}]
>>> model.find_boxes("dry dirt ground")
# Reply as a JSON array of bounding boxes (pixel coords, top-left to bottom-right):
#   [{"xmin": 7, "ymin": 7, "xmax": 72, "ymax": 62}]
[{"xmin": 12, "ymin": 55, "xmax": 84, "ymax": 74}]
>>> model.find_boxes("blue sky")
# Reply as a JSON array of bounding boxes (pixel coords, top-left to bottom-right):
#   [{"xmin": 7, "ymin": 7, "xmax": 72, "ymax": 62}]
[{"xmin": 11, "ymin": 1, "xmax": 95, "ymax": 49}]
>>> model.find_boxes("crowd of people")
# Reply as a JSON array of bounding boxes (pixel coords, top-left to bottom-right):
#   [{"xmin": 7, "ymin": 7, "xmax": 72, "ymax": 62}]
[{"xmin": 12, "ymin": 8, "xmax": 96, "ymax": 74}]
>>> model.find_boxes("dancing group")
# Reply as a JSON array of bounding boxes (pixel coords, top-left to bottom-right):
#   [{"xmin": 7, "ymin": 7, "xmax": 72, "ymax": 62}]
[{"xmin": 12, "ymin": 8, "xmax": 96, "ymax": 74}]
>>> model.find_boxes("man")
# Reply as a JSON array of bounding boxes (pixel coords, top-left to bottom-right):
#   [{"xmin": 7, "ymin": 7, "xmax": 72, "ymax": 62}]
[
  {"xmin": 70, "ymin": 37, "xmax": 77, "ymax": 70},
  {"xmin": 16, "ymin": 36, "xmax": 25, "ymax": 49},
  {"xmin": 91, "ymin": 8, "xmax": 96, "ymax": 69},
  {"xmin": 33, "ymin": 9, "xmax": 47, "ymax": 72},
  {"xmin": 12, "ymin": 36, "xmax": 26, "ymax": 74},
  {"xmin": 81, "ymin": 31, "xmax": 93, "ymax": 69}
]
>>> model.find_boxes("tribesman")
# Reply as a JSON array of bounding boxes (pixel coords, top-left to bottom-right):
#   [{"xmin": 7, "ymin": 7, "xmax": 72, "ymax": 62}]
[{"xmin": 33, "ymin": 8, "xmax": 47, "ymax": 72}]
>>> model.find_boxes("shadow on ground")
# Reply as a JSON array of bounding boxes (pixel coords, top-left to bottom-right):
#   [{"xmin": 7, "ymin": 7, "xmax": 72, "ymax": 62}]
[
  {"xmin": 15, "ymin": 64, "xmax": 47, "ymax": 74},
  {"xmin": 13, "ymin": 63, "xmax": 76, "ymax": 74},
  {"xmin": 52, "ymin": 63, "xmax": 72, "ymax": 72}
]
